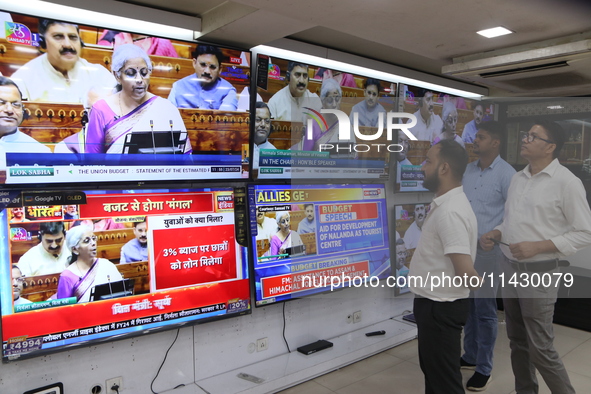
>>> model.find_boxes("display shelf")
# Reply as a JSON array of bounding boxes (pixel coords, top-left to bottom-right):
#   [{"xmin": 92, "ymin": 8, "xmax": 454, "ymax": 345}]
[{"xmin": 162, "ymin": 299, "xmax": 416, "ymax": 394}]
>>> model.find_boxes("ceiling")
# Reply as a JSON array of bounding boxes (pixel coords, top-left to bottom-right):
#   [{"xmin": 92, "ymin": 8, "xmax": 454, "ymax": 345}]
[{"xmin": 120, "ymin": 0, "xmax": 591, "ymax": 97}]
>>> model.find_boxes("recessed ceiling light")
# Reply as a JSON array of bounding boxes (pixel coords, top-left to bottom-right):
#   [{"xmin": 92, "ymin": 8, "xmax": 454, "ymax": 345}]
[{"xmin": 477, "ymin": 27, "xmax": 513, "ymax": 38}]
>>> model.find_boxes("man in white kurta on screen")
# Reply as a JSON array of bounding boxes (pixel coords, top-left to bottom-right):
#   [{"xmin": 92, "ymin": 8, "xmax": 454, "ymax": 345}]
[
  {"xmin": 481, "ymin": 121, "xmax": 591, "ymax": 394},
  {"xmin": 10, "ymin": 19, "xmax": 115, "ymax": 105},
  {"xmin": 267, "ymin": 62, "xmax": 321, "ymax": 122},
  {"xmin": 18, "ymin": 221, "xmax": 71, "ymax": 277},
  {"xmin": 409, "ymin": 139, "xmax": 480, "ymax": 394},
  {"xmin": 0, "ymin": 77, "xmax": 50, "ymax": 153},
  {"xmin": 407, "ymin": 88, "xmax": 443, "ymax": 142}
]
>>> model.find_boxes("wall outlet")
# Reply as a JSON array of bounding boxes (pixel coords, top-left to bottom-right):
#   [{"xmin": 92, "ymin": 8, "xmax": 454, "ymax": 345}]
[
  {"xmin": 346, "ymin": 313, "xmax": 353, "ymax": 323},
  {"xmin": 353, "ymin": 310, "xmax": 362, "ymax": 323},
  {"xmin": 106, "ymin": 377, "xmax": 122, "ymax": 393},
  {"xmin": 256, "ymin": 337, "xmax": 268, "ymax": 352}
]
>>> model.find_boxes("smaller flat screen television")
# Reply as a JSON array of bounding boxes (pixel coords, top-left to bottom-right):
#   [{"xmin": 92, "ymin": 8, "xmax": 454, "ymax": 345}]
[
  {"xmin": 249, "ymin": 183, "xmax": 391, "ymax": 306},
  {"xmin": 394, "ymin": 202, "xmax": 430, "ymax": 294},
  {"xmin": 253, "ymin": 54, "xmax": 397, "ymax": 180},
  {"xmin": 395, "ymin": 84, "xmax": 492, "ymax": 192},
  {"xmin": 0, "ymin": 187, "xmax": 250, "ymax": 361}
]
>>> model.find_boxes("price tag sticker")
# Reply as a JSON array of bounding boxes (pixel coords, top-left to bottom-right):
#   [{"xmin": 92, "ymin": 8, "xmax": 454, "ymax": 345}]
[{"xmin": 4, "ymin": 336, "xmax": 42, "ymax": 357}]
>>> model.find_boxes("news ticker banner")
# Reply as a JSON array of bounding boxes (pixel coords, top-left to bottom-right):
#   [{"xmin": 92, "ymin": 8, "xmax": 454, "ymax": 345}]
[
  {"xmin": 257, "ymin": 150, "xmax": 388, "ymax": 179},
  {"xmin": 2, "ymin": 279, "xmax": 251, "ymax": 359},
  {"xmin": 399, "ymin": 164, "xmax": 427, "ymax": 192},
  {"xmin": 5, "ymin": 164, "xmax": 247, "ymax": 184}
]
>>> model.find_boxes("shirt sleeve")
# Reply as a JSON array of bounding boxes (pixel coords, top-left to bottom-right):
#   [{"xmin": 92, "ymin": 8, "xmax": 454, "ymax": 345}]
[
  {"xmin": 439, "ymin": 209, "xmax": 474, "ymax": 256},
  {"xmin": 219, "ymin": 87, "xmax": 238, "ymax": 111},
  {"xmin": 550, "ymin": 177, "xmax": 591, "ymax": 255}
]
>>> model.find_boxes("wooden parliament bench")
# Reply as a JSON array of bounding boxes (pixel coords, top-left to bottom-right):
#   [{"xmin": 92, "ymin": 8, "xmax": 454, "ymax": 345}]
[{"xmin": 18, "ymin": 102, "xmax": 250, "ymax": 154}]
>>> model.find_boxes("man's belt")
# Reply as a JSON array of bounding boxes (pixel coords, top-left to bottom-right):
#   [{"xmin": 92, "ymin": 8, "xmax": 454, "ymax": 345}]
[{"xmin": 508, "ymin": 258, "xmax": 570, "ymax": 273}]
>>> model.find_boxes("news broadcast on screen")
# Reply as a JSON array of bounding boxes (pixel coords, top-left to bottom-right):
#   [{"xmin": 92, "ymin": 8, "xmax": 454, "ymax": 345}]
[
  {"xmin": 0, "ymin": 12, "xmax": 252, "ymax": 184},
  {"xmin": 0, "ymin": 188, "xmax": 250, "ymax": 360},
  {"xmin": 253, "ymin": 54, "xmax": 397, "ymax": 180},
  {"xmin": 395, "ymin": 84, "xmax": 492, "ymax": 192},
  {"xmin": 250, "ymin": 183, "xmax": 391, "ymax": 306}
]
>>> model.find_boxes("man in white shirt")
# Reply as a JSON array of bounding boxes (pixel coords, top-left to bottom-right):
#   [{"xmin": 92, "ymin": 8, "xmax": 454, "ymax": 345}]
[
  {"xmin": 10, "ymin": 19, "xmax": 115, "ymax": 105},
  {"xmin": 407, "ymin": 89, "xmax": 443, "ymax": 142},
  {"xmin": 409, "ymin": 139, "xmax": 480, "ymax": 394},
  {"xmin": 403, "ymin": 203, "xmax": 426, "ymax": 251},
  {"xmin": 0, "ymin": 77, "xmax": 50, "ymax": 153},
  {"xmin": 297, "ymin": 204, "xmax": 316, "ymax": 234},
  {"xmin": 12, "ymin": 265, "xmax": 32, "ymax": 306},
  {"xmin": 256, "ymin": 211, "xmax": 277, "ymax": 241},
  {"xmin": 482, "ymin": 121, "xmax": 591, "ymax": 394},
  {"xmin": 267, "ymin": 62, "xmax": 321, "ymax": 122},
  {"xmin": 18, "ymin": 221, "xmax": 71, "ymax": 277},
  {"xmin": 252, "ymin": 102, "xmax": 276, "ymax": 170}
]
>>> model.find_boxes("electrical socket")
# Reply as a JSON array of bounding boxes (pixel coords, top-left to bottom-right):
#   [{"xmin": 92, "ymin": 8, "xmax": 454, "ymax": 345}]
[
  {"xmin": 346, "ymin": 313, "xmax": 352, "ymax": 323},
  {"xmin": 353, "ymin": 310, "xmax": 362, "ymax": 323},
  {"xmin": 106, "ymin": 376, "xmax": 122, "ymax": 393},
  {"xmin": 256, "ymin": 337, "xmax": 268, "ymax": 352}
]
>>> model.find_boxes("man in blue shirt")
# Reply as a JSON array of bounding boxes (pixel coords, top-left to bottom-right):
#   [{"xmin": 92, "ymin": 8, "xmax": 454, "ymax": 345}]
[
  {"xmin": 297, "ymin": 204, "xmax": 316, "ymax": 234},
  {"xmin": 461, "ymin": 104, "xmax": 484, "ymax": 144},
  {"xmin": 461, "ymin": 121, "xmax": 515, "ymax": 391},
  {"xmin": 168, "ymin": 45, "xmax": 237, "ymax": 111},
  {"xmin": 120, "ymin": 220, "xmax": 148, "ymax": 264}
]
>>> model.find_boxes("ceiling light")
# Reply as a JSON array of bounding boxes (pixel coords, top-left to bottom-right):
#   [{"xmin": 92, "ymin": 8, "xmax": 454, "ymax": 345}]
[{"xmin": 477, "ymin": 27, "xmax": 513, "ymax": 38}]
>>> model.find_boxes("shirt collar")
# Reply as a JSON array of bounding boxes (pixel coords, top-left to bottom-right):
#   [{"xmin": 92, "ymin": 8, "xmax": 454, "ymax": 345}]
[
  {"xmin": 473, "ymin": 154, "xmax": 502, "ymax": 170},
  {"xmin": 431, "ymin": 186, "xmax": 464, "ymax": 208},
  {"xmin": 523, "ymin": 158, "xmax": 559, "ymax": 178}
]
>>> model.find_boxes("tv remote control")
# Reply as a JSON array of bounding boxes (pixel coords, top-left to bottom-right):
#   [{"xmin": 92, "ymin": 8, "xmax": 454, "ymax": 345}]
[{"xmin": 365, "ymin": 330, "xmax": 386, "ymax": 336}]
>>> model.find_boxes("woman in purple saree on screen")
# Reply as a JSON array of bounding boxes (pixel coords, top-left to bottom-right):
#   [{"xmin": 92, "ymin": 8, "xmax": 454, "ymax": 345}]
[
  {"xmin": 56, "ymin": 225, "xmax": 122, "ymax": 303},
  {"xmin": 270, "ymin": 211, "xmax": 303, "ymax": 259},
  {"xmin": 85, "ymin": 44, "xmax": 191, "ymax": 154}
]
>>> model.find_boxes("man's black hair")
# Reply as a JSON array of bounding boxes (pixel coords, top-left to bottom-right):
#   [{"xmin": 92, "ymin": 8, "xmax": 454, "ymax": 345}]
[
  {"xmin": 436, "ymin": 139, "xmax": 469, "ymax": 182},
  {"xmin": 39, "ymin": 221, "xmax": 66, "ymax": 237},
  {"xmin": 533, "ymin": 120, "xmax": 565, "ymax": 159},
  {"xmin": 192, "ymin": 45, "xmax": 224, "ymax": 66},
  {"xmin": 0, "ymin": 76, "xmax": 23, "ymax": 100},
  {"xmin": 364, "ymin": 78, "xmax": 381, "ymax": 91}
]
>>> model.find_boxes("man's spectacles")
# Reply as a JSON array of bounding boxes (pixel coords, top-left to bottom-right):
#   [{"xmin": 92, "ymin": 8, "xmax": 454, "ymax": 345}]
[
  {"xmin": 12, "ymin": 276, "xmax": 25, "ymax": 284},
  {"xmin": 0, "ymin": 99, "xmax": 23, "ymax": 110},
  {"xmin": 520, "ymin": 131, "xmax": 554, "ymax": 144}
]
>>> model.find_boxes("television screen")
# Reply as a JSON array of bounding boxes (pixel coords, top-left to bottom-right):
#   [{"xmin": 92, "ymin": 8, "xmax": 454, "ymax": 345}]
[
  {"xmin": 0, "ymin": 12, "xmax": 252, "ymax": 185},
  {"xmin": 250, "ymin": 183, "xmax": 391, "ymax": 306},
  {"xmin": 394, "ymin": 202, "xmax": 430, "ymax": 294},
  {"xmin": 253, "ymin": 54, "xmax": 397, "ymax": 180},
  {"xmin": 0, "ymin": 187, "xmax": 250, "ymax": 361},
  {"xmin": 395, "ymin": 84, "xmax": 492, "ymax": 192}
]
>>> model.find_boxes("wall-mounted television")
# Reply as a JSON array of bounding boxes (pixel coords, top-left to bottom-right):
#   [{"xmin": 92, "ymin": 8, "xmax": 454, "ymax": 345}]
[
  {"xmin": 395, "ymin": 84, "xmax": 492, "ymax": 192},
  {"xmin": 1, "ymin": 187, "xmax": 250, "ymax": 361},
  {"xmin": 249, "ymin": 183, "xmax": 391, "ymax": 306},
  {"xmin": 394, "ymin": 202, "xmax": 430, "ymax": 294},
  {"xmin": 253, "ymin": 54, "xmax": 397, "ymax": 180},
  {"xmin": 0, "ymin": 12, "xmax": 252, "ymax": 185}
]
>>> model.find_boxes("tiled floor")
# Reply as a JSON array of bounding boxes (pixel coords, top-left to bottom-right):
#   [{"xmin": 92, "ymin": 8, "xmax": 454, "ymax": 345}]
[{"xmin": 278, "ymin": 313, "xmax": 591, "ymax": 393}]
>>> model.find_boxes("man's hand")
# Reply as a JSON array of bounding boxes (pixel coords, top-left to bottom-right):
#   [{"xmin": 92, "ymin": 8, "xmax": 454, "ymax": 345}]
[
  {"xmin": 509, "ymin": 240, "xmax": 557, "ymax": 260},
  {"xmin": 480, "ymin": 230, "xmax": 501, "ymax": 251}
]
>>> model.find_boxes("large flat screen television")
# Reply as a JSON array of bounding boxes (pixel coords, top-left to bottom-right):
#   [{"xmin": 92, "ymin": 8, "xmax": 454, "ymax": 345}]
[
  {"xmin": 1, "ymin": 187, "xmax": 250, "ymax": 361},
  {"xmin": 395, "ymin": 84, "xmax": 492, "ymax": 192},
  {"xmin": 0, "ymin": 12, "xmax": 252, "ymax": 185},
  {"xmin": 253, "ymin": 54, "xmax": 397, "ymax": 180},
  {"xmin": 250, "ymin": 183, "xmax": 391, "ymax": 306}
]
